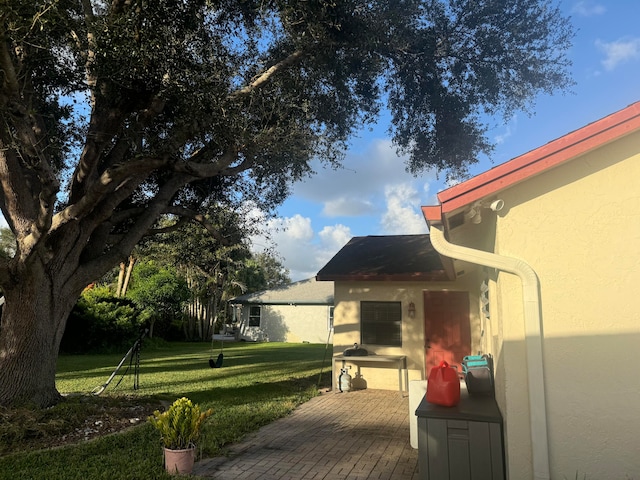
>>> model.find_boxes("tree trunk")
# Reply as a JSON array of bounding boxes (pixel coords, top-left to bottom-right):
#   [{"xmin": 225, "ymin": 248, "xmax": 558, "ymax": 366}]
[
  {"xmin": 116, "ymin": 262, "xmax": 126, "ymax": 297},
  {"xmin": 121, "ymin": 256, "xmax": 136, "ymax": 297},
  {"xmin": 0, "ymin": 269, "xmax": 78, "ymax": 407}
]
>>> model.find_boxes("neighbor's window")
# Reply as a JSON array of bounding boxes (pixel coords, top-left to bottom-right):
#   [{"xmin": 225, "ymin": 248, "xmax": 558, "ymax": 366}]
[
  {"xmin": 360, "ymin": 301, "xmax": 402, "ymax": 346},
  {"xmin": 248, "ymin": 306, "xmax": 261, "ymax": 327}
]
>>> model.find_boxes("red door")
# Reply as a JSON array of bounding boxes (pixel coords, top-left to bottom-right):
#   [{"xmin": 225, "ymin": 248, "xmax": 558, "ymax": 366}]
[{"xmin": 423, "ymin": 290, "xmax": 471, "ymax": 376}]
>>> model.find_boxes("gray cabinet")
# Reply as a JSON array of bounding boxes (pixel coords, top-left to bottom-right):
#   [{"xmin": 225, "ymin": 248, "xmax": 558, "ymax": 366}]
[{"xmin": 415, "ymin": 391, "xmax": 505, "ymax": 480}]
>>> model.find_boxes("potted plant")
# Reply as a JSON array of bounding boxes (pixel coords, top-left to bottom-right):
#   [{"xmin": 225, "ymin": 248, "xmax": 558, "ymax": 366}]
[{"xmin": 149, "ymin": 397, "xmax": 213, "ymax": 475}]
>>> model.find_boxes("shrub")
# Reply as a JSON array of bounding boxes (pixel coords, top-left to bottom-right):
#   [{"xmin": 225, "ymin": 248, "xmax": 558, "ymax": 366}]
[{"xmin": 60, "ymin": 286, "xmax": 144, "ymax": 353}]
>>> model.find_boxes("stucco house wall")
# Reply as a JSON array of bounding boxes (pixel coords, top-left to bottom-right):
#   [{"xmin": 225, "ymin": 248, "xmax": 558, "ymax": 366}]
[
  {"xmin": 486, "ymin": 136, "xmax": 640, "ymax": 479},
  {"xmin": 332, "ymin": 277, "xmax": 482, "ymax": 390},
  {"xmin": 424, "ymin": 104, "xmax": 640, "ymax": 479},
  {"xmin": 229, "ymin": 278, "xmax": 333, "ymax": 344},
  {"xmin": 236, "ymin": 303, "xmax": 333, "ymax": 343}
]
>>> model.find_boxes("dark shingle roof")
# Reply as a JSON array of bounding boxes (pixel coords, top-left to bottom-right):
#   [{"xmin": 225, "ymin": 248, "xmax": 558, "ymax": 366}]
[{"xmin": 316, "ymin": 234, "xmax": 452, "ymax": 281}]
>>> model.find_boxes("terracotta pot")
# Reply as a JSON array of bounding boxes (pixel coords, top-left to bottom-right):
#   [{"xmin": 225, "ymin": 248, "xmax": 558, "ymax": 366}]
[{"xmin": 164, "ymin": 446, "xmax": 196, "ymax": 475}]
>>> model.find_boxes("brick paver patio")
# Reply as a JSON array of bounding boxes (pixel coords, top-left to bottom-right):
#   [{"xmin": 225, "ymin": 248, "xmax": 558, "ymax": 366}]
[{"xmin": 192, "ymin": 389, "xmax": 419, "ymax": 479}]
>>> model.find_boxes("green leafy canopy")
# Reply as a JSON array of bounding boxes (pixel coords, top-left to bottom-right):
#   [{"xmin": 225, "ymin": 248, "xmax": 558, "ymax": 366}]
[
  {"xmin": 0, "ymin": 0, "xmax": 573, "ymax": 289},
  {"xmin": 0, "ymin": 0, "xmax": 573, "ymax": 407}
]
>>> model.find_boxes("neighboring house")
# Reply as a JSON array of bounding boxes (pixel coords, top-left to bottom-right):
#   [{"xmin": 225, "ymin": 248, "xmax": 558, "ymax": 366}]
[
  {"xmin": 318, "ymin": 101, "xmax": 640, "ymax": 479},
  {"xmin": 228, "ymin": 277, "xmax": 334, "ymax": 343}
]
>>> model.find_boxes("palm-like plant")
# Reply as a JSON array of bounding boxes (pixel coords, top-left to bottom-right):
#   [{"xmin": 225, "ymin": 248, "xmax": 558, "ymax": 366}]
[{"xmin": 149, "ymin": 397, "xmax": 213, "ymax": 450}]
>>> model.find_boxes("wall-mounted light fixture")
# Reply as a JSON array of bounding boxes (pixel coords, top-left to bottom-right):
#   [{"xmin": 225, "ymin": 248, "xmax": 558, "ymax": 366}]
[
  {"xmin": 464, "ymin": 199, "xmax": 505, "ymax": 225},
  {"xmin": 408, "ymin": 302, "xmax": 416, "ymax": 318},
  {"xmin": 464, "ymin": 205, "xmax": 483, "ymax": 224}
]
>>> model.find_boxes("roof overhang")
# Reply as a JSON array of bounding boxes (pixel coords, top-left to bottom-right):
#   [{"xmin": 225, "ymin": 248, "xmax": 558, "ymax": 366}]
[
  {"xmin": 316, "ymin": 269, "xmax": 453, "ymax": 282},
  {"xmin": 424, "ymin": 101, "xmax": 640, "ymax": 228},
  {"xmin": 228, "ymin": 300, "xmax": 332, "ymax": 306}
]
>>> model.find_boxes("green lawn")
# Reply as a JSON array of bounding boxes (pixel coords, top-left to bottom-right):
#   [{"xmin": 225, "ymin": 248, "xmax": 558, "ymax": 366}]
[{"xmin": 0, "ymin": 341, "xmax": 332, "ymax": 480}]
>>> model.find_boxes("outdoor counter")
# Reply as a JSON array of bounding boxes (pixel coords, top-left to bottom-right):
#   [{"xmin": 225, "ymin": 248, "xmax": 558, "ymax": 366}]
[{"xmin": 333, "ymin": 354, "xmax": 408, "ymax": 395}]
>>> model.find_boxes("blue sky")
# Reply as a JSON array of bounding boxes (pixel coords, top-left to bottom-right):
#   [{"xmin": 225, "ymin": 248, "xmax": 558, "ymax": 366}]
[{"xmin": 250, "ymin": 0, "xmax": 640, "ymax": 281}]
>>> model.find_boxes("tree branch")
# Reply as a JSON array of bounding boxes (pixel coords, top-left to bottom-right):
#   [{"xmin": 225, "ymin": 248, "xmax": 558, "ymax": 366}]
[
  {"xmin": 80, "ymin": 0, "xmax": 97, "ymax": 89},
  {"xmin": 78, "ymin": 173, "xmax": 191, "ymax": 277},
  {"xmin": 55, "ymin": 155, "xmax": 172, "ymax": 231},
  {"xmin": 145, "ymin": 216, "xmax": 189, "ymax": 236},
  {"xmin": 0, "ymin": 27, "xmax": 20, "ymax": 95},
  {"xmin": 228, "ymin": 50, "xmax": 304, "ymax": 100},
  {"xmin": 176, "ymin": 147, "xmax": 243, "ymax": 177},
  {"xmin": 162, "ymin": 206, "xmax": 230, "ymax": 245},
  {"xmin": 0, "ymin": 27, "xmax": 59, "ymax": 256}
]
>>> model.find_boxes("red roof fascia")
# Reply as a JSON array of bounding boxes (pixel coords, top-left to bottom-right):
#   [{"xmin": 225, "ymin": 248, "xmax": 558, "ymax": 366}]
[
  {"xmin": 436, "ymin": 102, "xmax": 640, "ymax": 214},
  {"xmin": 421, "ymin": 205, "xmax": 443, "ymax": 225}
]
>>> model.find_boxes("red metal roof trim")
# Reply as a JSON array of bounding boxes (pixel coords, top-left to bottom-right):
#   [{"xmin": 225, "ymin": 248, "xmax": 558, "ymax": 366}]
[
  {"xmin": 421, "ymin": 205, "xmax": 443, "ymax": 225},
  {"xmin": 435, "ymin": 102, "xmax": 640, "ymax": 214}
]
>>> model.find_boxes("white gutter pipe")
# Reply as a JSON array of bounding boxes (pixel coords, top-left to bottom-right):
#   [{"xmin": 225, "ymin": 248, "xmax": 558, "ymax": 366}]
[{"xmin": 429, "ymin": 224, "xmax": 550, "ymax": 480}]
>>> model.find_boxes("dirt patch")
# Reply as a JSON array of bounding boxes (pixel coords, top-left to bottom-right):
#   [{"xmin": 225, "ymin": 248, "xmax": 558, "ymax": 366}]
[{"xmin": 0, "ymin": 395, "xmax": 165, "ymax": 455}]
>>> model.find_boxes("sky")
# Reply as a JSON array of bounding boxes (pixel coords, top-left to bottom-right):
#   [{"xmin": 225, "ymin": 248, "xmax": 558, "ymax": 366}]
[{"xmin": 250, "ymin": 0, "xmax": 640, "ymax": 282}]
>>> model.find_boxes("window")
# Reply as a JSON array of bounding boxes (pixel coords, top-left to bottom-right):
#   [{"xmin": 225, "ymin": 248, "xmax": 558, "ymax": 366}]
[
  {"xmin": 328, "ymin": 306, "xmax": 334, "ymax": 330},
  {"xmin": 248, "ymin": 306, "xmax": 261, "ymax": 327},
  {"xmin": 360, "ymin": 301, "xmax": 402, "ymax": 346}
]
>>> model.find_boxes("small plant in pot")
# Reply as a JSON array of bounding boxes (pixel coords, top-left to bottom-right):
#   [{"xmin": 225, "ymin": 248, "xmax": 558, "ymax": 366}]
[{"xmin": 149, "ymin": 397, "xmax": 213, "ymax": 475}]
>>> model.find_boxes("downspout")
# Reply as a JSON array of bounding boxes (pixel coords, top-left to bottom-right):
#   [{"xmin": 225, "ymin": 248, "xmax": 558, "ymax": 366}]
[{"xmin": 429, "ymin": 224, "xmax": 550, "ymax": 480}]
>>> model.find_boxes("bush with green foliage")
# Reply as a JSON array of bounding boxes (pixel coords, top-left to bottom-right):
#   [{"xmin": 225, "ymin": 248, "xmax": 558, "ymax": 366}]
[
  {"xmin": 128, "ymin": 262, "xmax": 190, "ymax": 339},
  {"xmin": 60, "ymin": 286, "xmax": 144, "ymax": 353}
]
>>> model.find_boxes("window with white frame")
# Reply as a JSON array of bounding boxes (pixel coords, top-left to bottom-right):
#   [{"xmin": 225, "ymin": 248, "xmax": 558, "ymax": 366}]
[
  {"xmin": 360, "ymin": 301, "xmax": 402, "ymax": 346},
  {"xmin": 248, "ymin": 305, "xmax": 261, "ymax": 327}
]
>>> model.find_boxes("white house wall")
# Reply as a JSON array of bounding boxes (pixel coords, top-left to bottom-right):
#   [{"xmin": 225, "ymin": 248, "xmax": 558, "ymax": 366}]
[{"xmin": 240, "ymin": 304, "xmax": 332, "ymax": 344}]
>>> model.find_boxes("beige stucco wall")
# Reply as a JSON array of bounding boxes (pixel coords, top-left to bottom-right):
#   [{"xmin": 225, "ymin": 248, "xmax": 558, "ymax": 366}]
[
  {"xmin": 458, "ymin": 132, "xmax": 640, "ymax": 478},
  {"xmin": 332, "ymin": 278, "xmax": 482, "ymax": 391},
  {"xmin": 239, "ymin": 304, "xmax": 332, "ymax": 343}
]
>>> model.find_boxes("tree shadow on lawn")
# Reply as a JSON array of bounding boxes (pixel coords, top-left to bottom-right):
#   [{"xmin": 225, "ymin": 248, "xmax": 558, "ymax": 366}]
[
  {"xmin": 130, "ymin": 360, "xmax": 328, "ymax": 402},
  {"xmin": 57, "ymin": 342, "xmax": 330, "ymax": 400}
]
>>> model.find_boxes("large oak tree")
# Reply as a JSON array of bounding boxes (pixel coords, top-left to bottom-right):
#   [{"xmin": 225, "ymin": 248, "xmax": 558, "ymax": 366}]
[{"xmin": 0, "ymin": 0, "xmax": 573, "ymax": 406}]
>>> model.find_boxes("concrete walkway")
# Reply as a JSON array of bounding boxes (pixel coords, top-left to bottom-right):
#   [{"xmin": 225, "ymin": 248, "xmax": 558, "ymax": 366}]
[{"xmin": 192, "ymin": 389, "xmax": 419, "ymax": 479}]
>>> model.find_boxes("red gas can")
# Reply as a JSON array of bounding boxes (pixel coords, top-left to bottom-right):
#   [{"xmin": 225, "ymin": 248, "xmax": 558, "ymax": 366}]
[{"xmin": 426, "ymin": 360, "xmax": 461, "ymax": 407}]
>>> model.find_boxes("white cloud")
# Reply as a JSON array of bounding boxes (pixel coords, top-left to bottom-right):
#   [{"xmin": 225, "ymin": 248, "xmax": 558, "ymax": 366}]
[
  {"xmin": 285, "ymin": 222, "xmax": 354, "ymax": 281},
  {"xmin": 596, "ymin": 38, "xmax": 640, "ymax": 71},
  {"xmin": 250, "ymin": 214, "xmax": 354, "ymax": 281},
  {"xmin": 322, "ymin": 197, "xmax": 376, "ymax": 217},
  {"xmin": 380, "ymin": 183, "xmax": 429, "ymax": 235},
  {"xmin": 571, "ymin": 1, "xmax": 605, "ymax": 16},
  {"xmin": 276, "ymin": 214, "xmax": 314, "ymax": 241},
  {"xmin": 291, "ymin": 138, "xmax": 439, "ymax": 219},
  {"xmin": 318, "ymin": 224, "xmax": 351, "ymax": 249},
  {"xmin": 317, "ymin": 224, "xmax": 352, "ymax": 263}
]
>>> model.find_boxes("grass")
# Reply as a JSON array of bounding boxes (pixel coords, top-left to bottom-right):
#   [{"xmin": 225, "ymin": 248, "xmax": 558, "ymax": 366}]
[{"xmin": 0, "ymin": 341, "xmax": 332, "ymax": 480}]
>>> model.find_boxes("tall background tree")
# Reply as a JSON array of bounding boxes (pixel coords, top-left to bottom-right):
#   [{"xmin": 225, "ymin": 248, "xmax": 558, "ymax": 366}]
[
  {"xmin": 136, "ymin": 206, "xmax": 290, "ymax": 340},
  {"xmin": 0, "ymin": 0, "xmax": 573, "ymax": 406}
]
